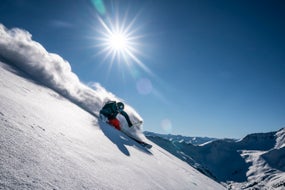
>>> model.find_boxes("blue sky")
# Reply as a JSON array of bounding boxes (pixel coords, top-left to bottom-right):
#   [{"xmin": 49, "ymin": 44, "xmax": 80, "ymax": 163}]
[{"xmin": 1, "ymin": 0, "xmax": 285, "ymax": 138}]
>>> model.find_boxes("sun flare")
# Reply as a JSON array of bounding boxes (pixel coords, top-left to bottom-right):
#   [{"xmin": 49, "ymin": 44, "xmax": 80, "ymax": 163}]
[
  {"xmin": 108, "ymin": 32, "xmax": 128, "ymax": 51},
  {"xmin": 94, "ymin": 15, "xmax": 153, "ymax": 75},
  {"xmin": 96, "ymin": 16, "xmax": 139, "ymax": 64}
]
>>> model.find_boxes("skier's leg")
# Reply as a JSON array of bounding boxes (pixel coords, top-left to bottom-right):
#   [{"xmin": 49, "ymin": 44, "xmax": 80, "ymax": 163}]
[{"xmin": 108, "ymin": 118, "xmax": 121, "ymax": 130}]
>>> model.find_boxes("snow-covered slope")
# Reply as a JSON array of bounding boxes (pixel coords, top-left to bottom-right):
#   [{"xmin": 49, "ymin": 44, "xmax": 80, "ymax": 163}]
[
  {"xmin": 146, "ymin": 130, "xmax": 285, "ymax": 189},
  {"xmin": 0, "ymin": 24, "xmax": 225, "ymax": 190}
]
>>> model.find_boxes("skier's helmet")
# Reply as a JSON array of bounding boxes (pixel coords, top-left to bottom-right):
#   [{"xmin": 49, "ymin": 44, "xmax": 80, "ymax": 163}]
[{"xmin": 117, "ymin": 102, "xmax": 124, "ymax": 111}]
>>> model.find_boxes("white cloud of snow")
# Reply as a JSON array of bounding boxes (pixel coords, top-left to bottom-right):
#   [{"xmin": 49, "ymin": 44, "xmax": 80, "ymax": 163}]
[{"xmin": 0, "ymin": 23, "xmax": 142, "ymax": 122}]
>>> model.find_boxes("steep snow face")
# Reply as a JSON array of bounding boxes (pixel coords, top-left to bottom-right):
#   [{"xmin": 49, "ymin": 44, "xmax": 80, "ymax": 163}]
[
  {"xmin": 0, "ymin": 49, "xmax": 225, "ymax": 190},
  {"xmin": 275, "ymin": 128, "xmax": 285, "ymax": 149},
  {"xmin": 0, "ymin": 62, "xmax": 225, "ymax": 190}
]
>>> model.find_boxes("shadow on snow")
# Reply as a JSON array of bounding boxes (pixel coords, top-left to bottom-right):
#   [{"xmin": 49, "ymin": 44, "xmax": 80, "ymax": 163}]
[{"xmin": 98, "ymin": 120, "xmax": 152, "ymax": 156}]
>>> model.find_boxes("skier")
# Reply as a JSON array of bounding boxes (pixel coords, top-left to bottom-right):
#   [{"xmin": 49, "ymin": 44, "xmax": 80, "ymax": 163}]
[
  {"xmin": 100, "ymin": 101, "xmax": 152, "ymax": 149},
  {"xmin": 99, "ymin": 101, "xmax": 133, "ymax": 130}
]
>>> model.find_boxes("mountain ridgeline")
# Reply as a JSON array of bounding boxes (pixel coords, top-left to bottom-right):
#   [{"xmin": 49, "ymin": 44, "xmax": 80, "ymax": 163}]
[{"xmin": 145, "ymin": 129, "xmax": 285, "ymax": 189}]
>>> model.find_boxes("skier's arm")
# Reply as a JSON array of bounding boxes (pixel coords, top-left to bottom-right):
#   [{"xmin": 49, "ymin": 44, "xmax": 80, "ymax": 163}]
[{"xmin": 120, "ymin": 111, "xmax": 133, "ymax": 127}]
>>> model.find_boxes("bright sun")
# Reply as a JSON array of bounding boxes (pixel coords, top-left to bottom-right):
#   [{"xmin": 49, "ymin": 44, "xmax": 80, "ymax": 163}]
[
  {"xmin": 94, "ymin": 13, "xmax": 154, "ymax": 76},
  {"xmin": 108, "ymin": 32, "xmax": 128, "ymax": 51},
  {"xmin": 95, "ymin": 16, "xmax": 145, "ymax": 68}
]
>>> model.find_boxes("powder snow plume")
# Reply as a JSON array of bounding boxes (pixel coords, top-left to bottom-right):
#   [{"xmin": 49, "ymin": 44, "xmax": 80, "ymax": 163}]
[{"xmin": 0, "ymin": 23, "xmax": 142, "ymax": 122}]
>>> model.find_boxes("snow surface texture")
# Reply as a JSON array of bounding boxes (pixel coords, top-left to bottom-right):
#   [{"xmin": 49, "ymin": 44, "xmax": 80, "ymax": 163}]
[
  {"xmin": 146, "ymin": 130, "xmax": 285, "ymax": 189},
  {"xmin": 0, "ymin": 24, "xmax": 225, "ymax": 190}
]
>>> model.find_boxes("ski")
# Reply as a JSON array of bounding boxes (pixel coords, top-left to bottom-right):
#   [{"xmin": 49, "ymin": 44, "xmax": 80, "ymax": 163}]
[
  {"xmin": 129, "ymin": 136, "xmax": 152, "ymax": 149},
  {"xmin": 139, "ymin": 141, "xmax": 153, "ymax": 149}
]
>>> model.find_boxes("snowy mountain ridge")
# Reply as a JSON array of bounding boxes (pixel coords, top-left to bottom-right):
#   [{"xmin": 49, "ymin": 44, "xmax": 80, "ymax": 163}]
[
  {"xmin": 144, "ymin": 131, "xmax": 217, "ymax": 145},
  {"xmin": 0, "ymin": 24, "xmax": 225, "ymax": 189},
  {"xmin": 145, "ymin": 128, "xmax": 285, "ymax": 189}
]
